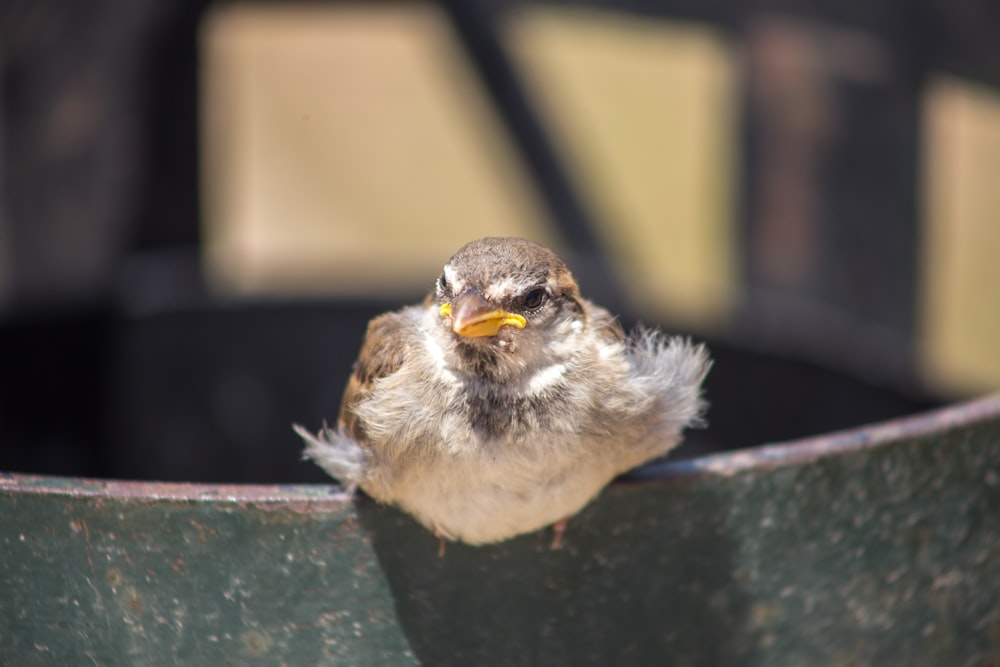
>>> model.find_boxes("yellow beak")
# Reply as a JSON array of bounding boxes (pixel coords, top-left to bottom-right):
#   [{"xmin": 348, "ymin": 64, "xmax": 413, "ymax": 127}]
[{"xmin": 439, "ymin": 291, "xmax": 526, "ymax": 338}]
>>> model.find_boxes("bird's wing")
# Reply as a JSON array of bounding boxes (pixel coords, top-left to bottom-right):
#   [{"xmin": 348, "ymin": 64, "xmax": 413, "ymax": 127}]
[
  {"xmin": 584, "ymin": 299, "xmax": 626, "ymax": 345},
  {"xmin": 338, "ymin": 308, "xmax": 414, "ymax": 442}
]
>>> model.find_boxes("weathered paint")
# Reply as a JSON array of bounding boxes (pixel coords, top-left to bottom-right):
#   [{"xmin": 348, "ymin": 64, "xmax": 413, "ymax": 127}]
[
  {"xmin": 0, "ymin": 484, "xmax": 414, "ymax": 666},
  {"xmin": 2, "ymin": 395, "xmax": 1000, "ymax": 665}
]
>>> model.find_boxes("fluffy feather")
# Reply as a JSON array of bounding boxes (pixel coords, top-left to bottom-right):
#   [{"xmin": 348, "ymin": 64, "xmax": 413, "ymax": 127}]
[{"xmin": 293, "ymin": 424, "xmax": 367, "ymax": 494}]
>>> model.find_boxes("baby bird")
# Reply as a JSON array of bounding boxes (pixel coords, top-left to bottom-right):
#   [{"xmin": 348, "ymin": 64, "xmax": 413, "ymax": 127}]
[{"xmin": 296, "ymin": 237, "xmax": 710, "ymax": 546}]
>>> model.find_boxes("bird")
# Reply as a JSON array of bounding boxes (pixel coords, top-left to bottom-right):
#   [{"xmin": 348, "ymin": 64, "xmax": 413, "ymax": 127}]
[{"xmin": 295, "ymin": 237, "xmax": 710, "ymax": 547}]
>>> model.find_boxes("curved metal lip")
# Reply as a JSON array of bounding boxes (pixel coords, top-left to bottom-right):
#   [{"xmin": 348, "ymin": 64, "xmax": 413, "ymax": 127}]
[
  {"xmin": 3, "ymin": 393, "xmax": 999, "ymax": 504},
  {"xmin": 629, "ymin": 392, "xmax": 1000, "ymax": 482}
]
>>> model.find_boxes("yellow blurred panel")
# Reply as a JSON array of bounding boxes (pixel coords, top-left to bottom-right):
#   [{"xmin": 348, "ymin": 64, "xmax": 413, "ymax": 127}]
[
  {"xmin": 506, "ymin": 9, "xmax": 737, "ymax": 328},
  {"xmin": 200, "ymin": 3, "xmax": 552, "ymax": 297},
  {"xmin": 921, "ymin": 75, "xmax": 1000, "ymax": 394}
]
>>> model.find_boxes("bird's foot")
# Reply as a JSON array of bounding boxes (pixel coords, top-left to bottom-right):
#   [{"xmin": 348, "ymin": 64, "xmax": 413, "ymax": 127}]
[
  {"xmin": 550, "ymin": 519, "xmax": 568, "ymax": 550},
  {"xmin": 433, "ymin": 526, "xmax": 454, "ymax": 557}
]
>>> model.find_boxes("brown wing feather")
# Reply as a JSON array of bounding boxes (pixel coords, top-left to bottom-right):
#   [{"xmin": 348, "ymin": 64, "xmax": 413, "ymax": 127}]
[
  {"xmin": 584, "ymin": 299, "xmax": 625, "ymax": 344},
  {"xmin": 338, "ymin": 310, "xmax": 412, "ymax": 442}
]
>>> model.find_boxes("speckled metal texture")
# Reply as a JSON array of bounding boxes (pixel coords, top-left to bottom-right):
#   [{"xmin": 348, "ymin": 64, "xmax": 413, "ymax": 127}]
[{"xmin": 2, "ymin": 395, "xmax": 999, "ymax": 666}]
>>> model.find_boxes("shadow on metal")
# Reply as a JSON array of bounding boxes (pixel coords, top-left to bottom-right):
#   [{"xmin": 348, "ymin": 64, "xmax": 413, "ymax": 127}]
[{"xmin": 3, "ymin": 395, "xmax": 1000, "ymax": 665}]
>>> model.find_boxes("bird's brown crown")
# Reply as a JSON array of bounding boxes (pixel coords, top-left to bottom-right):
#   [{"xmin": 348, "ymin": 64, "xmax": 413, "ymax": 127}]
[{"xmin": 447, "ymin": 237, "xmax": 569, "ymax": 287}]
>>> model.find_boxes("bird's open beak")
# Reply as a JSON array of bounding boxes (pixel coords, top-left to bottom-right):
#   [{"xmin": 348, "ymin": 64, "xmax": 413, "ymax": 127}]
[{"xmin": 439, "ymin": 290, "xmax": 525, "ymax": 338}]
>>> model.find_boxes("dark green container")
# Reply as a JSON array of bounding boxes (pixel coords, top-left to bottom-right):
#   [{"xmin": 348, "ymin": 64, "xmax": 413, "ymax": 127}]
[{"xmin": 3, "ymin": 395, "xmax": 1000, "ymax": 666}]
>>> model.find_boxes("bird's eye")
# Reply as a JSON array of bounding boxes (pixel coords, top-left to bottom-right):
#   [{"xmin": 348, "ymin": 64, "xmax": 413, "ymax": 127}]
[
  {"xmin": 437, "ymin": 273, "xmax": 449, "ymax": 294},
  {"xmin": 522, "ymin": 288, "xmax": 546, "ymax": 310}
]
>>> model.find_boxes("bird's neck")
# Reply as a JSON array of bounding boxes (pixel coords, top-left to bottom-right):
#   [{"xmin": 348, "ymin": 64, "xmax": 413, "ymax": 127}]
[{"xmin": 452, "ymin": 340, "xmax": 524, "ymax": 384}]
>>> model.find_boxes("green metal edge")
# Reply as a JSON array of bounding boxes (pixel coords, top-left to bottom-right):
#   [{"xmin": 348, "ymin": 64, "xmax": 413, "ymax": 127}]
[{"xmin": 3, "ymin": 395, "xmax": 1000, "ymax": 666}]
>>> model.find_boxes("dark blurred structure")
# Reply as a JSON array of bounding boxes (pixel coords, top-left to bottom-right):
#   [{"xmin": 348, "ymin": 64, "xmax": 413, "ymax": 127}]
[{"xmin": 3, "ymin": 0, "xmax": 999, "ymax": 483}]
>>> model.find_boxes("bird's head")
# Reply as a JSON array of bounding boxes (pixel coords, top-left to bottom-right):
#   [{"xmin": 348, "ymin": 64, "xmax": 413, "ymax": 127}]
[{"xmin": 432, "ymin": 238, "xmax": 586, "ymax": 370}]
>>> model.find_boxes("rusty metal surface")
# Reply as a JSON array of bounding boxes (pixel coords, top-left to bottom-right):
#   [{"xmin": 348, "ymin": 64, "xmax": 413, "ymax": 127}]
[{"xmin": 2, "ymin": 394, "xmax": 1000, "ymax": 666}]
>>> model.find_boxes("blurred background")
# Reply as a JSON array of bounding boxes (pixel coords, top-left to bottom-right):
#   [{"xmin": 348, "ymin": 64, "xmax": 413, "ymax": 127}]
[{"xmin": 0, "ymin": 0, "xmax": 998, "ymax": 483}]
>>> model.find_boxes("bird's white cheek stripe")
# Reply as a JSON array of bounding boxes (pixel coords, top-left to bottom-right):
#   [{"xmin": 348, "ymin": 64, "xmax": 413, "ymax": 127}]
[
  {"xmin": 423, "ymin": 328, "xmax": 459, "ymax": 386},
  {"xmin": 527, "ymin": 362, "xmax": 567, "ymax": 395},
  {"xmin": 547, "ymin": 320, "xmax": 583, "ymax": 357}
]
